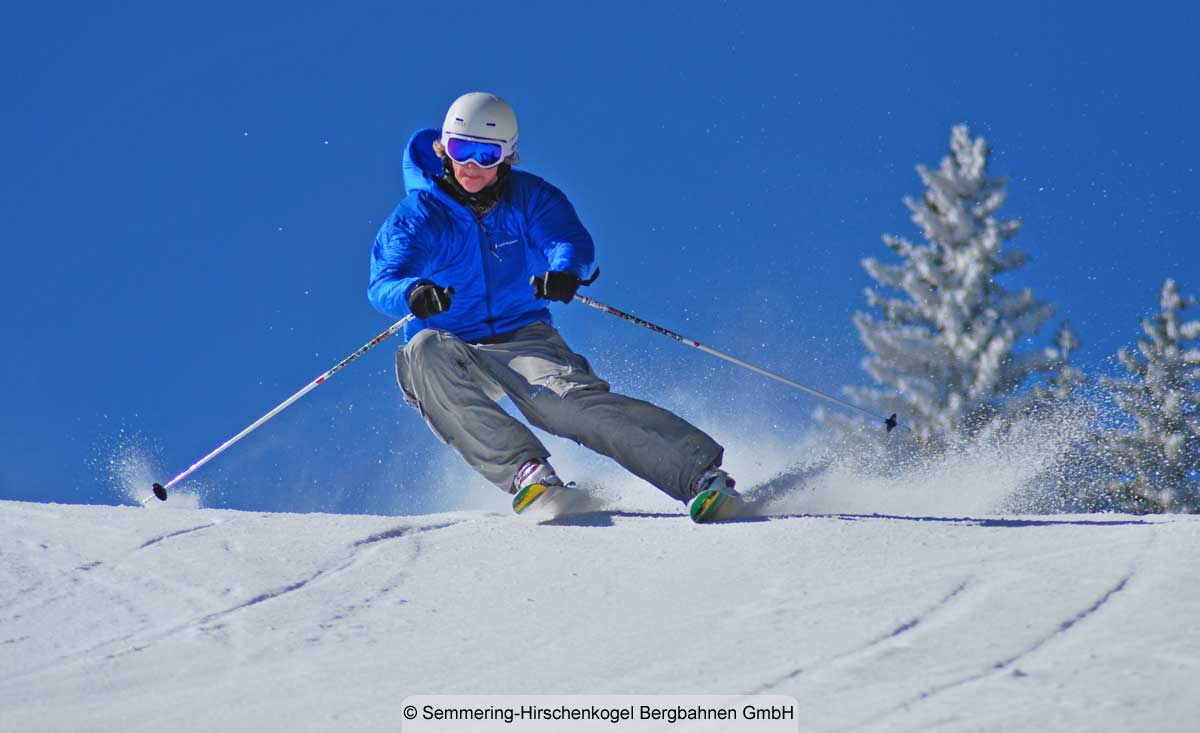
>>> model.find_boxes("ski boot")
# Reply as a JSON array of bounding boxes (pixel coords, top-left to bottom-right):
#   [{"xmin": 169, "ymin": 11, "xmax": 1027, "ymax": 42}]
[
  {"xmin": 688, "ymin": 466, "xmax": 747, "ymax": 523},
  {"xmin": 511, "ymin": 459, "xmax": 570, "ymax": 516}
]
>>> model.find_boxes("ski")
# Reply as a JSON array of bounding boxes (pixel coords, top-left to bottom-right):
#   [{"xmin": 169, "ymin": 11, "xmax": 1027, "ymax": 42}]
[
  {"xmin": 515, "ymin": 483, "xmax": 760, "ymax": 523},
  {"xmin": 512, "ymin": 482, "xmax": 558, "ymax": 514},
  {"xmin": 512, "ymin": 482, "xmax": 600, "ymax": 518}
]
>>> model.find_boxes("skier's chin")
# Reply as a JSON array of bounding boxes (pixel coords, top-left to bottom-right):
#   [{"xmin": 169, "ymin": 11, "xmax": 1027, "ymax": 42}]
[
  {"xmin": 452, "ymin": 161, "xmax": 498, "ymax": 193},
  {"xmin": 459, "ymin": 177, "xmax": 488, "ymax": 193}
]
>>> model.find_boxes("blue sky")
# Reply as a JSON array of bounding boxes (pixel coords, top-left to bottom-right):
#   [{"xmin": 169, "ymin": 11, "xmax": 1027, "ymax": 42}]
[{"xmin": 2, "ymin": 1, "xmax": 1196, "ymax": 513}]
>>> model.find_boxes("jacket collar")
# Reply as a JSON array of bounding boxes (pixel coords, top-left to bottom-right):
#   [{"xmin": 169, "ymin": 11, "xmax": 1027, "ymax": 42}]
[
  {"xmin": 402, "ymin": 127, "xmax": 510, "ymax": 217},
  {"xmin": 435, "ymin": 157, "xmax": 510, "ymax": 217}
]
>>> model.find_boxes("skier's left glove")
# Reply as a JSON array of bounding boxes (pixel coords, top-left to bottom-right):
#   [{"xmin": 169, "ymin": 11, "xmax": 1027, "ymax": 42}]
[{"xmin": 530, "ymin": 270, "xmax": 580, "ymax": 304}]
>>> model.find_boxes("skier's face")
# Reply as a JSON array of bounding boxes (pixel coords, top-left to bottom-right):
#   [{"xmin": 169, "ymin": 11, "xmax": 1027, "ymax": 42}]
[{"xmin": 452, "ymin": 160, "xmax": 499, "ymax": 194}]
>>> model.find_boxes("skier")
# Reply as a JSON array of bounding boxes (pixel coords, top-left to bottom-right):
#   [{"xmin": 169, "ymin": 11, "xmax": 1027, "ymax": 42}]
[{"xmin": 368, "ymin": 92, "xmax": 739, "ymax": 521}]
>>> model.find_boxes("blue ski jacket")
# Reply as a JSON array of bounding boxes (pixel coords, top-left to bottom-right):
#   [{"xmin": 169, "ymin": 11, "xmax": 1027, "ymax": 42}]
[{"xmin": 368, "ymin": 128, "xmax": 595, "ymax": 343}]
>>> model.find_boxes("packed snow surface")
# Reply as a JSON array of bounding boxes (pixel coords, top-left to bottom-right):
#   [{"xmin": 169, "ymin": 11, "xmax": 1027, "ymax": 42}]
[{"xmin": 1, "ymin": 499, "xmax": 1197, "ymax": 732}]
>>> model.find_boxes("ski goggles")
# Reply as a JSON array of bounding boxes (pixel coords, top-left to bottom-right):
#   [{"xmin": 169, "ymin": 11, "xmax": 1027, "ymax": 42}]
[{"xmin": 443, "ymin": 135, "xmax": 507, "ymax": 168}]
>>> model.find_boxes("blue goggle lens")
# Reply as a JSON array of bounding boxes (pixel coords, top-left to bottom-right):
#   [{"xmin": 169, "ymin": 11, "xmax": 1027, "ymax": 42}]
[{"xmin": 445, "ymin": 137, "xmax": 504, "ymax": 167}]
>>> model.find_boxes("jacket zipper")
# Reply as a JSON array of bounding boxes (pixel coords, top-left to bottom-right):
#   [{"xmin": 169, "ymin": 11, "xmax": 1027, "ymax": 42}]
[{"xmin": 473, "ymin": 210, "xmax": 498, "ymax": 339}]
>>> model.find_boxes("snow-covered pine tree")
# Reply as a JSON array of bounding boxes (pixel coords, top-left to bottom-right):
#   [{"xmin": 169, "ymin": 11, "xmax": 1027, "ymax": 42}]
[
  {"xmin": 1039, "ymin": 321, "xmax": 1085, "ymax": 404},
  {"xmin": 1009, "ymin": 320, "xmax": 1087, "ymax": 418},
  {"xmin": 846, "ymin": 124, "xmax": 1057, "ymax": 445},
  {"xmin": 1099, "ymin": 279, "xmax": 1200, "ymax": 513}
]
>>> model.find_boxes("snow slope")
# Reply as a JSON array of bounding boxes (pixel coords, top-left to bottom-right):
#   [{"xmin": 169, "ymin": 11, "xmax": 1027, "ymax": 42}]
[{"xmin": 1, "ymin": 499, "xmax": 1197, "ymax": 732}]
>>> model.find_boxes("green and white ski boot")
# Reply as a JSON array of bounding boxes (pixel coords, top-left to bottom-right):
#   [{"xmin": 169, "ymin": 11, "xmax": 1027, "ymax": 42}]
[
  {"xmin": 511, "ymin": 459, "xmax": 576, "ymax": 517},
  {"xmin": 688, "ymin": 467, "xmax": 748, "ymax": 523}
]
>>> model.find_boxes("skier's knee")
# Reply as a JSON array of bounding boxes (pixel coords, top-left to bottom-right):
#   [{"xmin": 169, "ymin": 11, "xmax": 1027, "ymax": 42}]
[
  {"xmin": 405, "ymin": 328, "xmax": 467, "ymax": 366},
  {"xmin": 405, "ymin": 328, "xmax": 443, "ymax": 354}
]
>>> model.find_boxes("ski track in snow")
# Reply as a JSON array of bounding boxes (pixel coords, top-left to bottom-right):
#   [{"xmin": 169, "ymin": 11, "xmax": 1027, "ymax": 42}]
[
  {"xmin": 102, "ymin": 517, "xmax": 469, "ymax": 663},
  {"xmin": 750, "ymin": 579, "xmax": 974, "ymax": 695},
  {"xmin": 352, "ymin": 520, "xmax": 463, "ymax": 546},
  {"xmin": 136, "ymin": 521, "xmax": 218, "ymax": 550},
  {"xmin": 844, "ymin": 526, "xmax": 1160, "ymax": 732},
  {"xmin": 0, "ymin": 512, "xmax": 469, "ymax": 683},
  {"xmin": 854, "ymin": 572, "xmax": 1136, "ymax": 731}
]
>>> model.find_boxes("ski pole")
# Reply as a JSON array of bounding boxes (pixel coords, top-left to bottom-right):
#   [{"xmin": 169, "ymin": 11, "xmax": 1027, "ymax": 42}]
[
  {"xmin": 146, "ymin": 310, "xmax": 422, "ymax": 503},
  {"xmin": 573, "ymin": 293, "xmax": 898, "ymax": 432}
]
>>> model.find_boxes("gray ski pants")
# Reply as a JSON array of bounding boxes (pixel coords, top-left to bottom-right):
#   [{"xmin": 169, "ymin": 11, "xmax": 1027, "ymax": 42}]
[{"xmin": 395, "ymin": 321, "xmax": 722, "ymax": 501}]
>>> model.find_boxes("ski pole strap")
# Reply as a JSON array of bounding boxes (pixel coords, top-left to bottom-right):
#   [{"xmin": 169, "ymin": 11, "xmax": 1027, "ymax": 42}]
[{"xmin": 572, "ymin": 293, "xmax": 899, "ymax": 433}]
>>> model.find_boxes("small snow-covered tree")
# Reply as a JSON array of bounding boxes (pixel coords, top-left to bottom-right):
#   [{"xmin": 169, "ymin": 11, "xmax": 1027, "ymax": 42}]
[
  {"xmin": 1099, "ymin": 279, "xmax": 1200, "ymax": 513},
  {"xmin": 1008, "ymin": 320, "xmax": 1087, "ymax": 419},
  {"xmin": 846, "ymin": 124, "xmax": 1056, "ymax": 445},
  {"xmin": 1005, "ymin": 321, "xmax": 1114, "ymax": 512},
  {"xmin": 1039, "ymin": 321, "xmax": 1085, "ymax": 404}
]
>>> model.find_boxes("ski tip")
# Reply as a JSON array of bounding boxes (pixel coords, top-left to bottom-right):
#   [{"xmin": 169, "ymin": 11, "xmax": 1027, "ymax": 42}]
[
  {"xmin": 689, "ymin": 488, "xmax": 729, "ymax": 524},
  {"xmin": 152, "ymin": 483, "xmax": 168, "ymax": 501},
  {"xmin": 512, "ymin": 482, "xmax": 552, "ymax": 515},
  {"xmin": 885, "ymin": 413, "xmax": 898, "ymax": 432}
]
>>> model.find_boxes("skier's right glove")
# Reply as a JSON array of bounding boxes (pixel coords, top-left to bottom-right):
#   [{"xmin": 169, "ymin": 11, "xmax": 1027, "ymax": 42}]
[{"xmin": 407, "ymin": 281, "xmax": 452, "ymax": 319}]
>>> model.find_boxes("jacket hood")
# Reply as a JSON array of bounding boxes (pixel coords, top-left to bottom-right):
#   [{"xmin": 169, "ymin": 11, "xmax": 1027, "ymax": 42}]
[{"xmin": 402, "ymin": 128, "xmax": 443, "ymax": 194}]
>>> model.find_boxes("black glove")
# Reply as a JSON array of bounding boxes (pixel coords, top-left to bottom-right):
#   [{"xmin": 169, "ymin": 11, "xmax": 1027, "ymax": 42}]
[
  {"xmin": 530, "ymin": 270, "xmax": 580, "ymax": 304},
  {"xmin": 407, "ymin": 281, "xmax": 452, "ymax": 319}
]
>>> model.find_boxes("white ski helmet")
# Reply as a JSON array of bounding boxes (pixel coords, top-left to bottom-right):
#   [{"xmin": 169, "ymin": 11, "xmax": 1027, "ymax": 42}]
[{"xmin": 440, "ymin": 92, "xmax": 518, "ymax": 161}]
